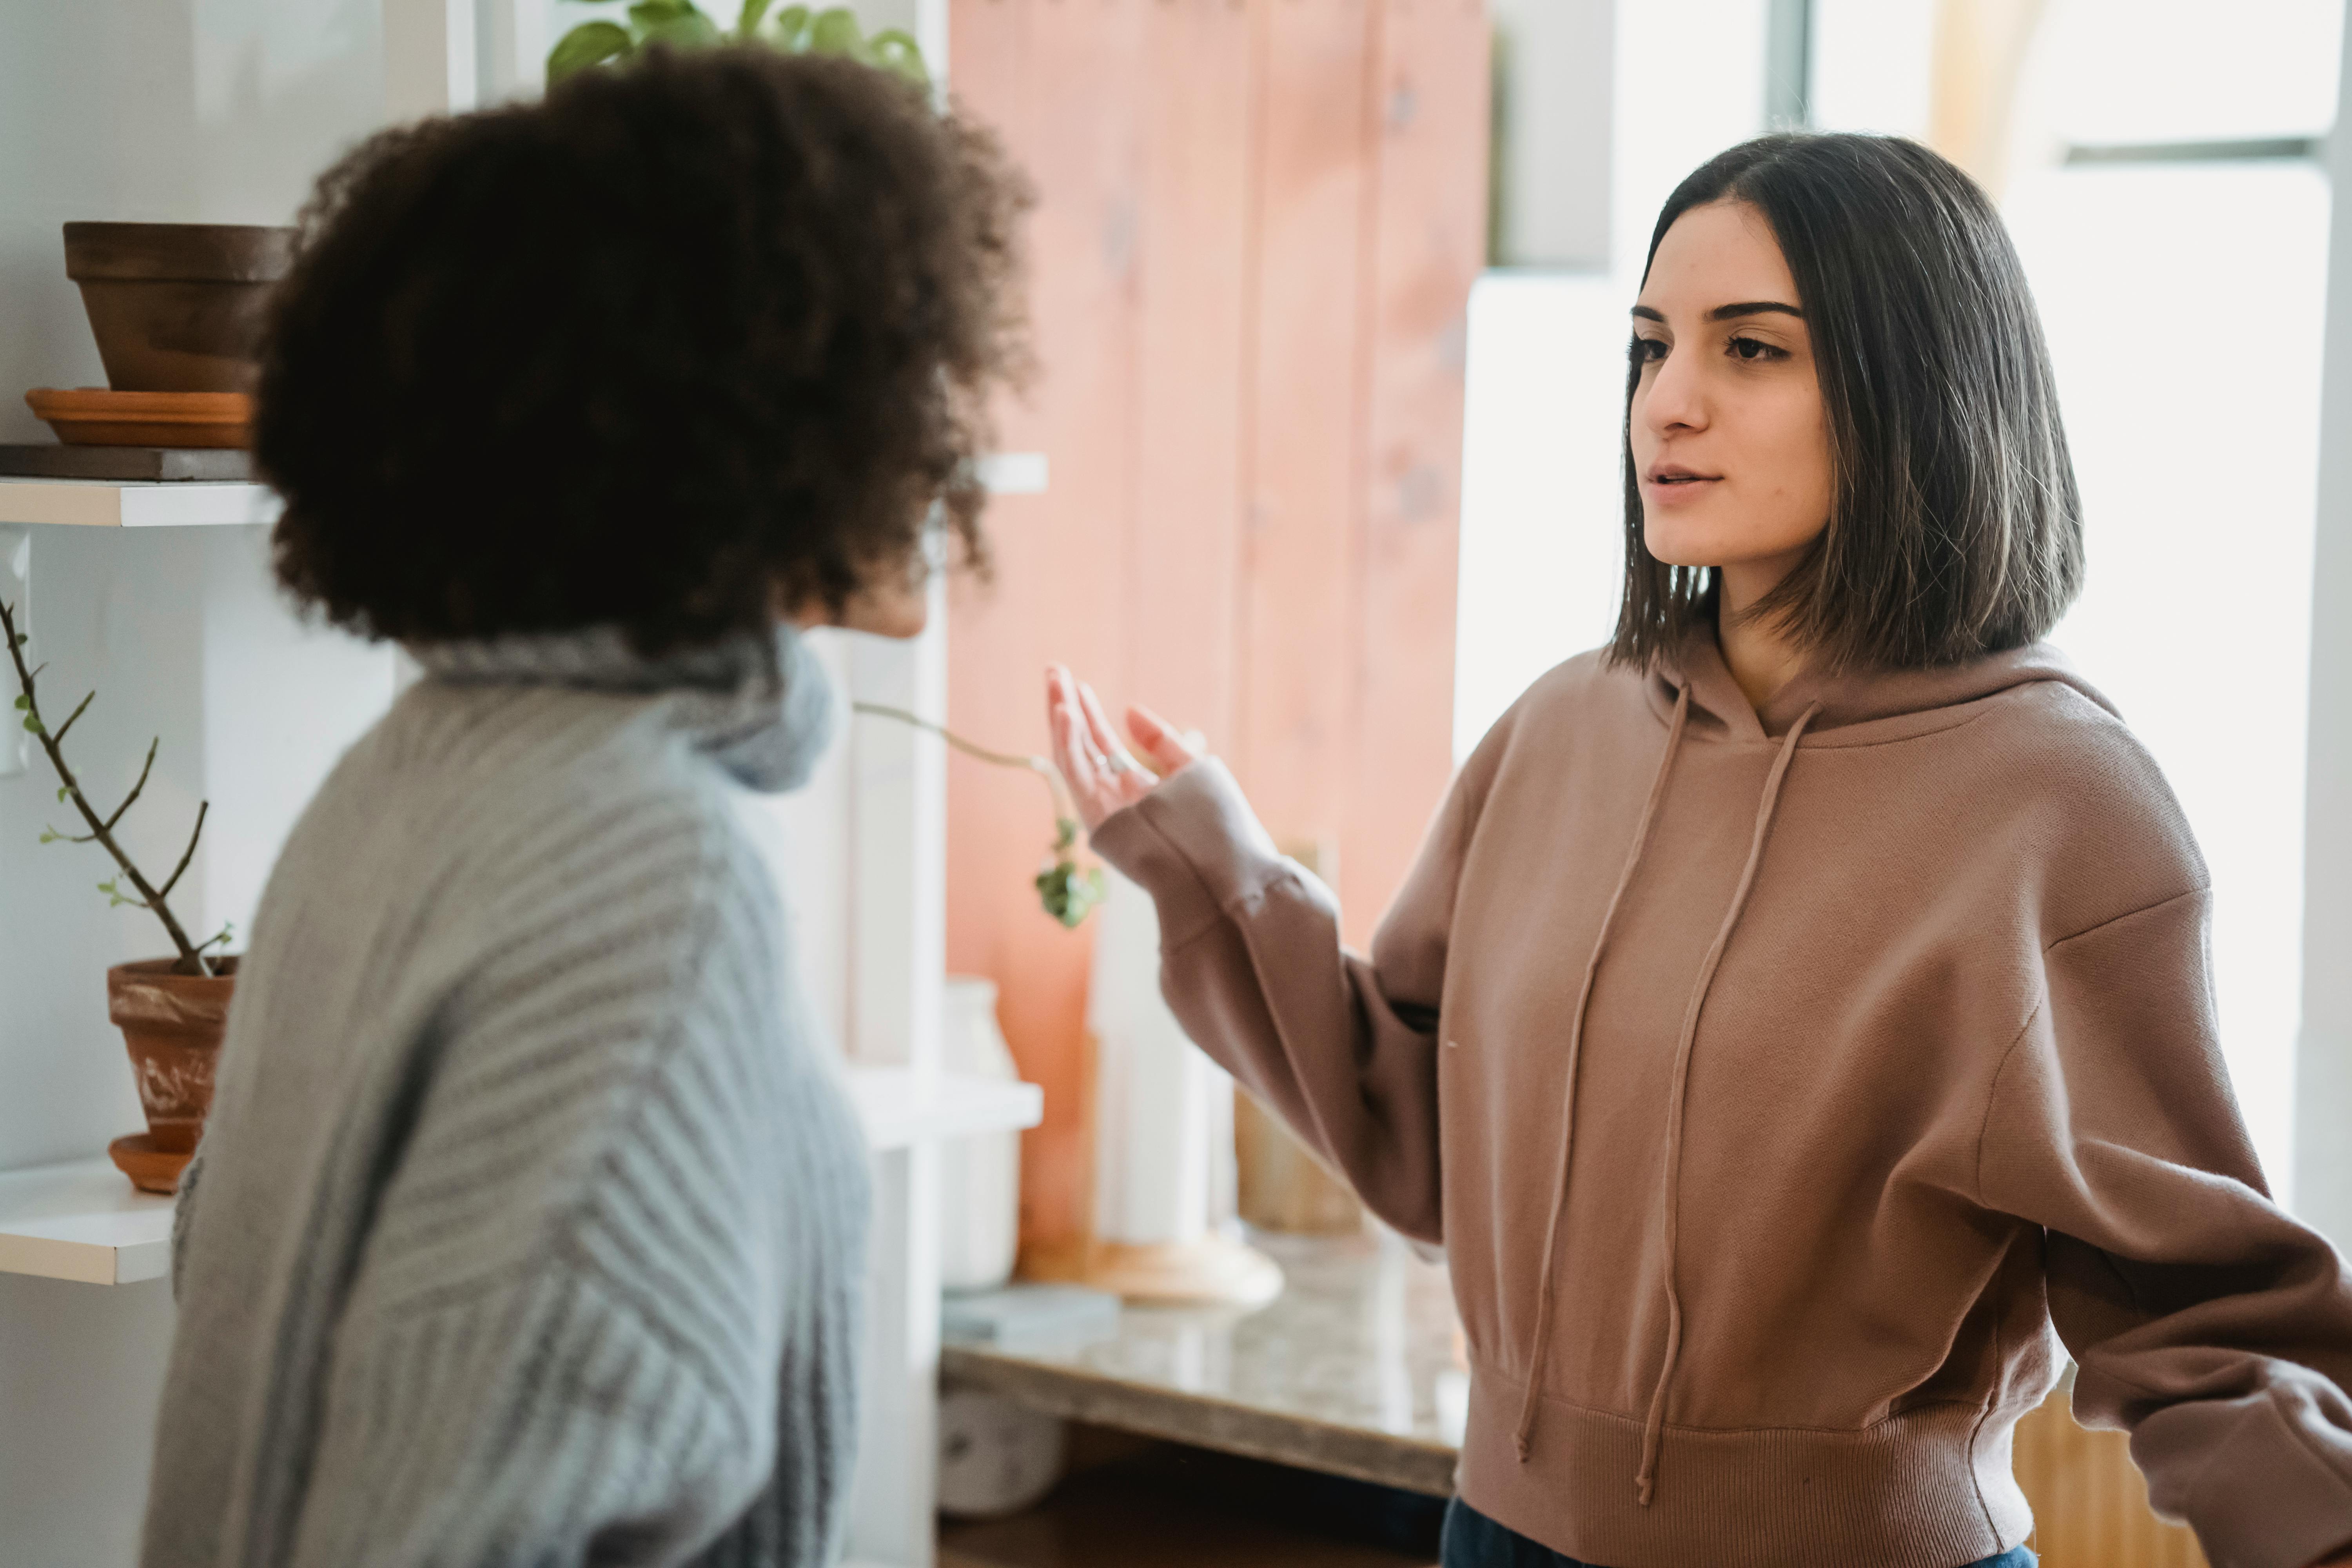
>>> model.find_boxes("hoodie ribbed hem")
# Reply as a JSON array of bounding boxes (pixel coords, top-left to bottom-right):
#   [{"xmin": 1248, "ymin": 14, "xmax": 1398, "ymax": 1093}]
[{"xmin": 1458, "ymin": 1359, "xmax": 2033, "ymax": 1568}]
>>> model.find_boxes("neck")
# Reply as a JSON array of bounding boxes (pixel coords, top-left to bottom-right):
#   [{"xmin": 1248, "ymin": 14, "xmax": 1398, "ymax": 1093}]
[{"xmin": 1715, "ymin": 561, "xmax": 1809, "ymax": 714}]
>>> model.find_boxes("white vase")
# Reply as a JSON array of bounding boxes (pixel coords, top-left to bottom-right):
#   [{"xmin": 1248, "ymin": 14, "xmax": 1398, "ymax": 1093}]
[
  {"xmin": 1083, "ymin": 866, "xmax": 1280, "ymax": 1306},
  {"xmin": 939, "ymin": 976, "xmax": 1022, "ymax": 1293}
]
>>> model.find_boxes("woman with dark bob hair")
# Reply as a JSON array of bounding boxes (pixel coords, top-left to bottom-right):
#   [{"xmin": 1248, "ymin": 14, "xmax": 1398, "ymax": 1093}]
[
  {"xmin": 1049, "ymin": 134, "xmax": 2352, "ymax": 1567},
  {"xmin": 142, "ymin": 47, "xmax": 1025, "ymax": 1568}
]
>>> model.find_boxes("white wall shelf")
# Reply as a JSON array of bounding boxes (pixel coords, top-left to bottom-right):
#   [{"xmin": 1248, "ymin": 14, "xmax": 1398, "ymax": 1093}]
[
  {"xmin": 0, "ymin": 479, "xmax": 281, "ymax": 528},
  {"xmin": 0, "ymin": 1071, "xmax": 1036, "ymax": 1289},
  {"xmin": 0, "ymin": 1158, "xmax": 173, "ymax": 1286},
  {"xmin": 0, "ymin": 452, "xmax": 1044, "ymax": 532}
]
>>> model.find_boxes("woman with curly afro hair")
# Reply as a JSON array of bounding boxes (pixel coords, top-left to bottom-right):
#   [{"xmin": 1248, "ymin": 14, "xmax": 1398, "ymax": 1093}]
[{"xmin": 142, "ymin": 47, "xmax": 1028, "ymax": 1568}]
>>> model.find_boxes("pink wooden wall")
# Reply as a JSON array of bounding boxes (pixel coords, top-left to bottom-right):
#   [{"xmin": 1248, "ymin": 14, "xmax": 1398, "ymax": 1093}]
[{"xmin": 945, "ymin": 0, "xmax": 1488, "ymax": 1261}]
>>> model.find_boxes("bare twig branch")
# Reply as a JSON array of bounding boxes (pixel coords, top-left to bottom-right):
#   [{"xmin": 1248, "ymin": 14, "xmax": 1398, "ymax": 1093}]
[
  {"xmin": 0, "ymin": 596, "xmax": 214, "ymax": 974},
  {"xmin": 50, "ymin": 689, "xmax": 94, "ymax": 745},
  {"xmin": 103, "ymin": 738, "xmax": 158, "ymax": 831},
  {"xmin": 156, "ymin": 800, "xmax": 208, "ymax": 902}
]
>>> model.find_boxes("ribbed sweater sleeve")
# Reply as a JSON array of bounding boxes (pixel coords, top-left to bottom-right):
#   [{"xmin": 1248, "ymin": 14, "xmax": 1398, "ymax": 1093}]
[
  {"xmin": 1976, "ymin": 887, "xmax": 2352, "ymax": 1568},
  {"xmin": 1088, "ymin": 748, "xmax": 1495, "ymax": 1245},
  {"xmin": 278, "ymin": 832, "xmax": 864, "ymax": 1568}
]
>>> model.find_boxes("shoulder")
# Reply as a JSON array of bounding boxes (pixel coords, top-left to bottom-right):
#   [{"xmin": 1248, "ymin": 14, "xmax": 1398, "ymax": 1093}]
[
  {"xmin": 1969, "ymin": 677, "xmax": 2208, "ymax": 944},
  {"xmin": 1463, "ymin": 646, "xmax": 1641, "ymax": 769},
  {"xmin": 306, "ymin": 683, "xmax": 799, "ymax": 1065},
  {"xmin": 1452, "ymin": 646, "xmax": 1659, "ymax": 813}
]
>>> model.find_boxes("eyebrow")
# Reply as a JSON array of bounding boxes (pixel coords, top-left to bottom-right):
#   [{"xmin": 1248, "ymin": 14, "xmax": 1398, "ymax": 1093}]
[{"xmin": 1628, "ymin": 301, "xmax": 1804, "ymax": 323}]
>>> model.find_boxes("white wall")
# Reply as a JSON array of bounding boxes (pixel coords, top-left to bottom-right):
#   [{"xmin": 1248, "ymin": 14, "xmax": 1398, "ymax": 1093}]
[
  {"xmin": 0, "ymin": 7, "xmax": 396, "ymax": 1565},
  {"xmin": 2299, "ymin": 3, "xmax": 2352, "ymax": 1256}
]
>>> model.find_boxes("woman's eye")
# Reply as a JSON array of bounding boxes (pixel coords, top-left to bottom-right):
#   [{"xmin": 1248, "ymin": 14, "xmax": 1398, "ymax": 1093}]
[
  {"xmin": 1728, "ymin": 335, "xmax": 1788, "ymax": 362},
  {"xmin": 1630, "ymin": 336, "xmax": 1667, "ymax": 365}
]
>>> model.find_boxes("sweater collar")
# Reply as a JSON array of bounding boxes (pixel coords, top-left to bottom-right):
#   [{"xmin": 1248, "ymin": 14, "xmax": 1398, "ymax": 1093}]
[{"xmin": 404, "ymin": 621, "xmax": 837, "ymax": 794}]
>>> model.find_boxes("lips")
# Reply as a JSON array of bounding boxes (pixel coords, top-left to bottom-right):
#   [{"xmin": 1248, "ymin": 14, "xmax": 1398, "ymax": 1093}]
[{"xmin": 1645, "ymin": 463, "xmax": 1721, "ymax": 486}]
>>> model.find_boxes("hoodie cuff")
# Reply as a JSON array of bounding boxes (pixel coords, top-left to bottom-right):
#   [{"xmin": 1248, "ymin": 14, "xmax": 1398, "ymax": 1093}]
[
  {"xmin": 2131, "ymin": 1379, "xmax": 2352, "ymax": 1568},
  {"xmin": 1089, "ymin": 759, "xmax": 1287, "ymax": 951}
]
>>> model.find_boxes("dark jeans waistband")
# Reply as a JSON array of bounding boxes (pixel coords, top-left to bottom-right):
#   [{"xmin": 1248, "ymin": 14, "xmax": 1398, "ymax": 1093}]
[{"xmin": 1439, "ymin": 1497, "xmax": 2038, "ymax": 1568}]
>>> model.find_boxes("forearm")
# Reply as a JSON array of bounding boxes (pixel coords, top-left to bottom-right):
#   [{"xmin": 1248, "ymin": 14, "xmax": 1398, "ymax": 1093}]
[{"xmin": 1092, "ymin": 761, "xmax": 1445, "ymax": 1241}]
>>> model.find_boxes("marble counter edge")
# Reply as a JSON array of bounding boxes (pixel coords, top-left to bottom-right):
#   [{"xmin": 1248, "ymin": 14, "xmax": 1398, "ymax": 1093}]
[{"xmin": 940, "ymin": 1344, "xmax": 1460, "ymax": 1498}]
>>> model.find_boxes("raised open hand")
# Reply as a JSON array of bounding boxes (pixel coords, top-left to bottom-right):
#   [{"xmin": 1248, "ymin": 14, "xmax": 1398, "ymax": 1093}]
[{"xmin": 1046, "ymin": 664, "xmax": 1203, "ymax": 832}]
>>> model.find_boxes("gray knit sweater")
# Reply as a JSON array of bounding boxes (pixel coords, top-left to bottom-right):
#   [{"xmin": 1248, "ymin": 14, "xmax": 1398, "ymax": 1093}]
[{"xmin": 141, "ymin": 623, "xmax": 869, "ymax": 1568}]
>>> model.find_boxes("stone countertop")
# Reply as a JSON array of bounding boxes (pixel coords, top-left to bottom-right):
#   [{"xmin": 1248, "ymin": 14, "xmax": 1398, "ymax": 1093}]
[{"xmin": 941, "ymin": 1230, "xmax": 1467, "ymax": 1497}]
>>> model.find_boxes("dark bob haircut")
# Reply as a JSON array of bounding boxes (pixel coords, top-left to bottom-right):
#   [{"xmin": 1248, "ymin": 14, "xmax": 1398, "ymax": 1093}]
[
  {"xmin": 259, "ymin": 47, "xmax": 1028, "ymax": 654},
  {"xmin": 1612, "ymin": 132, "xmax": 2083, "ymax": 671}
]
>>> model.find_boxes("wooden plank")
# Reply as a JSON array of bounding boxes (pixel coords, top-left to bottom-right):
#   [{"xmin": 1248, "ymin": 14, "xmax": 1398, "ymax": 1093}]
[
  {"xmin": 944, "ymin": 0, "xmax": 1486, "ymax": 1260},
  {"xmin": 1234, "ymin": 0, "xmax": 1374, "ymax": 894},
  {"xmin": 1338, "ymin": 0, "xmax": 1483, "ymax": 946},
  {"xmin": 946, "ymin": 0, "xmax": 1148, "ymax": 1261},
  {"xmin": 1122, "ymin": 0, "xmax": 1254, "ymax": 749}
]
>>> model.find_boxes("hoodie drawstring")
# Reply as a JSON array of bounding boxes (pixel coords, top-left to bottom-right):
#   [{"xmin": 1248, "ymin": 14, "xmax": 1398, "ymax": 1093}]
[
  {"xmin": 1631, "ymin": 699, "xmax": 1821, "ymax": 1506},
  {"xmin": 1513, "ymin": 683, "xmax": 1692, "ymax": 1463}
]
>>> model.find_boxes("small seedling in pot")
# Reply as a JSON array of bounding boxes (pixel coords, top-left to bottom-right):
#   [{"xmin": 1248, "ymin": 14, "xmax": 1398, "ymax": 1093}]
[{"xmin": 1, "ymin": 597, "xmax": 231, "ymax": 976}]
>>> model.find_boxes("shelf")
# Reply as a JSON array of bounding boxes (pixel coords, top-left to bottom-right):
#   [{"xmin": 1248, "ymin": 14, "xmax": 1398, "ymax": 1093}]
[
  {"xmin": 0, "ymin": 478, "xmax": 281, "ymax": 528},
  {"xmin": 844, "ymin": 1065, "xmax": 1043, "ymax": 1151},
  {"xmin": 0, "ymin": 1158, "xmax": 173, "ymax": 1285},
  {"xmin": 0, "ymin": 1071, "xmax": 1038, "ymax": 1287},
  {"xmin": 0, "ymin": 450, "xmax": 1043, "ymax": 531}
]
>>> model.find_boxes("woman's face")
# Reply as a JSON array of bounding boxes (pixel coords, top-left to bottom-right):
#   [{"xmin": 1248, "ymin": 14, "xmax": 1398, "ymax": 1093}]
[{"xmin": 1629, "ymin": 200, "xmax": 1832, "ymax": 606}]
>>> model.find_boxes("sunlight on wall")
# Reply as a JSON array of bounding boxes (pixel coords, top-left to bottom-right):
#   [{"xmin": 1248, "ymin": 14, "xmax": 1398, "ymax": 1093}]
[{"xmin": 2005, "ymin": 161, "xmax": 2327, "ymax": 1192}]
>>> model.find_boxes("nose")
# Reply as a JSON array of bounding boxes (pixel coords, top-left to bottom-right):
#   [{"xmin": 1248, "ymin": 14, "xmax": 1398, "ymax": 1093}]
[{"xmin": 1639, "ymin": 341, "xmax": 1707, "ymax": 439}]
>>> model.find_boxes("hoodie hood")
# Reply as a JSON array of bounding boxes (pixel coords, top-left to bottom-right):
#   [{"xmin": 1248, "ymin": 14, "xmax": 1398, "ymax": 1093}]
[{"xmin": 1648, "ymin": 630, "xmax": 2120, "ymax": 743}]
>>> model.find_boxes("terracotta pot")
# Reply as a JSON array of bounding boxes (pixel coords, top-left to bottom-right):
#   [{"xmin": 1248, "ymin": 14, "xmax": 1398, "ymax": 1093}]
[
  {"xmin": 62, "ymin": 222, "xmax": 295, "ymax": 394},
  {"xmin": 107, "ymin": 957, "xmax": 238, "ymax": 1156}
]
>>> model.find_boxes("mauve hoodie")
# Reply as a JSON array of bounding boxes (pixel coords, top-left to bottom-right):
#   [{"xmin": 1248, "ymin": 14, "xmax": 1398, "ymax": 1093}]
[{"xmin": 1090, "ymin": 632, "xmax": 2352, "ymax": 1568}]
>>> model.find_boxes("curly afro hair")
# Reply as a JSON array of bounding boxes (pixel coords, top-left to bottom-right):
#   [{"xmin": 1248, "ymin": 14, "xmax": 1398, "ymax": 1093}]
[{"xmin": 258, "ymin": 46, "xmax": 1029, "ymax": 654}]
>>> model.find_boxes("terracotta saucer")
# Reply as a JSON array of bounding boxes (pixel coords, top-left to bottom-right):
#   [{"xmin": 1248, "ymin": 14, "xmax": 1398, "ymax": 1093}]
[
  {"xmin": 25, "ymin": 388, "xmax": 253, "ymax": 449},
  {"xmin": 109, "ymin": 1132, "xmax": 191, "ymax": 1196}
]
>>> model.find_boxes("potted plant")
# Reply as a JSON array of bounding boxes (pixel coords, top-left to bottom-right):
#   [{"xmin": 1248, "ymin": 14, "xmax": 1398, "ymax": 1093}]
[
  {"xmin": 549, "ymin": 0, "xmax": 928, "ymax": 86},
  {"xmin": 2, "ymin": 597, "xmax": 233, "ymax": 1194}
]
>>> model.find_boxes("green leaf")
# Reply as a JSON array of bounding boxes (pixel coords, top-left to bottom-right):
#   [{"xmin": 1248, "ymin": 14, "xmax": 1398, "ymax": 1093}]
[
  {"xmin": 56, "ymin": 786, "xmax": 68, "ymax": 802},
  {"xmin": 806, "ymin": 6, "xmax": 862, "ymax": 56},
  {"xmin": 864, "ymin": 27, "xmax": 928, "ymax": 84},
  {"xmin": 548, "ymin": 19, "xmax": 634, "ymax": 80},
  {"xmin": 1035, "ymin": 859, "xmax": 1106, "ymax": 929},
  {"xmin": 628, "ymin": 0, "xmax": 718, "ymax": 46},
  {"xmin": 737, "ymin": 0, "xmax": 774, "ymax": 40},
  {"xmin": 635, "ymin": 9, "xmax": 723, "ymax": 48},
  {"xmin": 22, "ymin": 713, "xmax": 40, "ymax": 733},
  {"xmin": 11, "ymin": 693, "xmax": 25, "ymax": 710},
  {"xmin": 767, "ymin": 3, "xmax": 811, "ymax": 48},
  {"xmin": 38, "ymin": 829, "xmax": 57, "ymax": 844}
]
